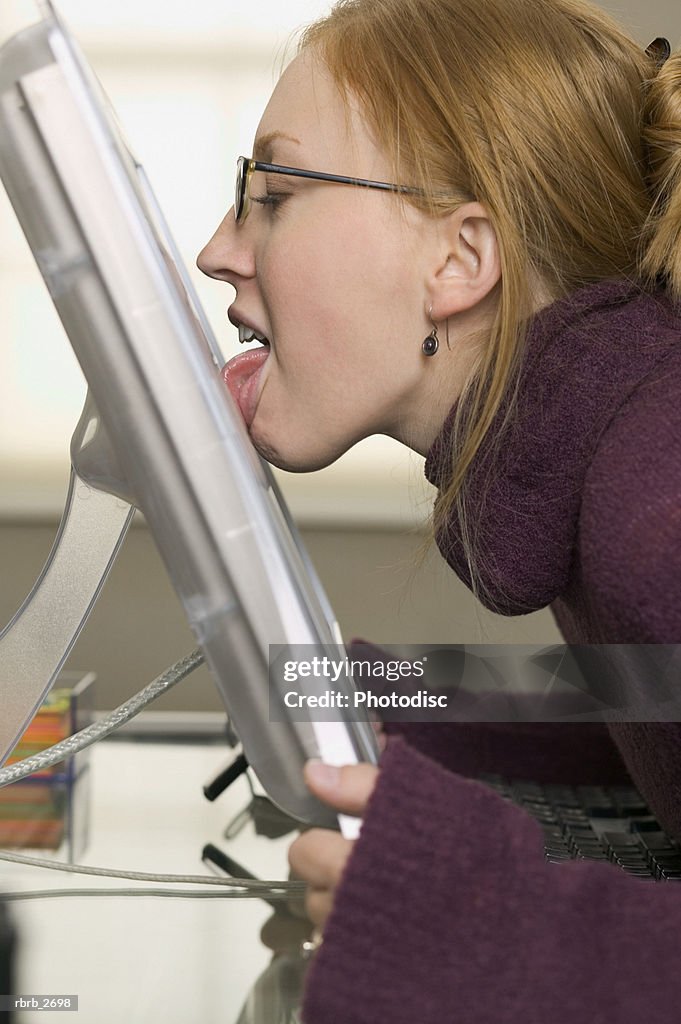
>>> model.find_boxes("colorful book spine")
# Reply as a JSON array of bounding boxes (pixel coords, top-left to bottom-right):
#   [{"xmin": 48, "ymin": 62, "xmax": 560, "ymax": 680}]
[{"xmin": 0, "ymin": 689, "xmax": 75, "ymax": 850}]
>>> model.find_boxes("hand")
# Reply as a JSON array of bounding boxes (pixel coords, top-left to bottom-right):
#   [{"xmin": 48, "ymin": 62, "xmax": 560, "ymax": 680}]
[
  {"xmin": 260, "ymin": 909, "xmax": 316, "ymax": 955},
  {"xmin": 288, "ymin": 760, "xmax": 379, "ymax": 930}
]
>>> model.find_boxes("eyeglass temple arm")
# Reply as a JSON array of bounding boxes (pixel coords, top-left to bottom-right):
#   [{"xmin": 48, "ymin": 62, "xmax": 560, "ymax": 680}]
[{"xmin": 250, "ymin": 160, "xmax": 417, "ymax": 193}]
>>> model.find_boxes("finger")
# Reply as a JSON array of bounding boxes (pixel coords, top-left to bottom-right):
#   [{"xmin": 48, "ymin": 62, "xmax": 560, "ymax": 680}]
[
  {"xmin": 289, "ymin": 829, "xmax": 351, "ymax": 889},
  {"xmin": 305, "ymin": 886, "xmax": 334, "ymax": 928},
  {"xmin": 285, "ymin": 887, "xmax": 309, "ymax": 919},
  {"xmin": 260, "ymin": 912, "xmax": 313, "ymax": 954},
  {"xmin": 286, "ymin": 899, "xmax": 309, "ymax": 920},
  {"xmin": 304, "ymin": 761, "xmax": 379, "ymax": 816}
]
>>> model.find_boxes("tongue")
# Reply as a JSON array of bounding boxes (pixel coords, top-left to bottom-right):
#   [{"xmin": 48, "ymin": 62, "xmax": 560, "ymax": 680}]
[{"xmin": 222, "ymin": 348, "xmax": 270, "ymax": 427}]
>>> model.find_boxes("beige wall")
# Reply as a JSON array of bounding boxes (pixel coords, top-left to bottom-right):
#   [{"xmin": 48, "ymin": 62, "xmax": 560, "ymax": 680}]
[
  {"xmin": 0, "ymin": 519, "xmax": 561, "ymax": 713},
  {"xmin": 598, "ymin": 0, "xmax": 681, "ymax": 43}
]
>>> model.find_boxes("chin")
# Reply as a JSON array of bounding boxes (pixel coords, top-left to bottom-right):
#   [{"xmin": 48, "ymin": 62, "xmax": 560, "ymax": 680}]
[{"xmin": 251, "ymin": 430, "xmax": 344, "ymax": 474}]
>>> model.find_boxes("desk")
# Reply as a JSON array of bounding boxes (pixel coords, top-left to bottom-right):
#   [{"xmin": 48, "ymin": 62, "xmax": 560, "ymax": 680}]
[{"xmin": 1, "ymin": 734, "xmax": 309, "ymax": 1023}]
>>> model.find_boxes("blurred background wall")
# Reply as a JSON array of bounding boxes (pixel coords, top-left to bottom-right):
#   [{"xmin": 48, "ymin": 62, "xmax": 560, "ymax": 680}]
[{"xmin": 1, "ymin": 0, "xmax": 679, "ymax": 711}]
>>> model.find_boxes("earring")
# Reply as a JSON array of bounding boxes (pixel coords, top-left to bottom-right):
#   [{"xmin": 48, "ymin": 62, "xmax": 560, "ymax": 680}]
[
  {"xmin": 422, "ymin": 326, "xmax": 439, "ymax": 356},
  {"xmin": 422, "ymin": 306, "xmax": 439, "ymax": 356}
]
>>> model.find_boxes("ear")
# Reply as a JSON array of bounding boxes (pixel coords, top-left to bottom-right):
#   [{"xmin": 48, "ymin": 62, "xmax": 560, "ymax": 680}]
[{"xmin": 427, "ymin": 202, "xmax": 501, "ymax": 320}]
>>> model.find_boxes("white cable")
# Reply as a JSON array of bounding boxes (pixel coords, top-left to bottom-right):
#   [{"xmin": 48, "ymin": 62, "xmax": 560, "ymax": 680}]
[
  {"xmin": 0, "ymin": 650, "xmax": 306, "ymax": 903},
  {"xmin": 0, "ymin": 649, "xmax": 205, "ymax": 787},
  {"xmin": 1, "ymin": 888, "xmax": 303, "ymax": 902},
  {"xmin": 0, "ymin": 849, "xmax": 304, "ymax": 898}
]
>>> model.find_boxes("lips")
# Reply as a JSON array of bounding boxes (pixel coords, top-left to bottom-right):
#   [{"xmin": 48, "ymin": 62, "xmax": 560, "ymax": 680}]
[{"xmin": 223, "ymin": 347, "xmax": 270, "ymax": 427}]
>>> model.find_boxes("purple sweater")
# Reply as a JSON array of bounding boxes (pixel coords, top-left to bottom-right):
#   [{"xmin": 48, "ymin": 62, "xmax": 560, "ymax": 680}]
[{"xmin": 302, "ymin": 280, "xmax": 681, "ymax": 1023}]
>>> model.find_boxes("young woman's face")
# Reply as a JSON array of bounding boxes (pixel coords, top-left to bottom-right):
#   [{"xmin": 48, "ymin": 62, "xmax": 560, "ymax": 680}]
[{"xmin": 198, "ymin": 50, "xmax": 445, "ymax": 471}]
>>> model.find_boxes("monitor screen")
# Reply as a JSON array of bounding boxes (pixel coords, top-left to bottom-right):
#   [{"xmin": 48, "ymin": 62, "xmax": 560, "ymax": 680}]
[{"xmin": 0, "ymin": 1, "xmax": 377, "ymax": 825}]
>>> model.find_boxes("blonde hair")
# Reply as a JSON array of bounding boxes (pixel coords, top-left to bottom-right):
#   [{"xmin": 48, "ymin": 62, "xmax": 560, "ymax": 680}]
[{"xmin": 299, "ymin": 0, "xmax": 681, "ymax": 602}]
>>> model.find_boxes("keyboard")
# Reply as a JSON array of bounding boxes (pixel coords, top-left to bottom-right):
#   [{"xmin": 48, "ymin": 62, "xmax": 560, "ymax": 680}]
[{"xmin": 479, "ymin": 775, "xmax": 681, "ymax": 881}]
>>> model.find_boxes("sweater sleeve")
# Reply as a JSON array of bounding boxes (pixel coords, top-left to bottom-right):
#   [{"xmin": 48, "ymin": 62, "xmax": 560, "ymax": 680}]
[{"xmin": 302, "ymin": 737, "xmax": 681, "ymax": 1024}]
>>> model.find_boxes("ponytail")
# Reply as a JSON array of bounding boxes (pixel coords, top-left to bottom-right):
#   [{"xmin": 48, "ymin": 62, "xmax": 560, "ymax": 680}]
[{"xmin": 642, "ymin": 51, "xmax": 681, "ymax": 301}]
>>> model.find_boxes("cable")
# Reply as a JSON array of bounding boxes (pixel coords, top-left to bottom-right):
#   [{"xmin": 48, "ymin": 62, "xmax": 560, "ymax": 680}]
[
  {"xmin": 0, "ymin": 649, "xmax": 205, "ymax": 787},
  {"xmin": 0, "ymin": 649, "xmax": 306, "ymax": 904},
  {"xmin": 0, "ymin": 849, "xmax": 304, "ymax": 898},
  {"xmin": 1, "ymin": 888, "xmax": 303, "ymax": 902}
]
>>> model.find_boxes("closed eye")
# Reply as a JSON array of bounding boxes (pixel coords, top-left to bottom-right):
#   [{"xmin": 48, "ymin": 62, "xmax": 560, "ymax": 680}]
[{"xmin": 251, "ymin": 191, "xmax": 291, "ymax": 212}]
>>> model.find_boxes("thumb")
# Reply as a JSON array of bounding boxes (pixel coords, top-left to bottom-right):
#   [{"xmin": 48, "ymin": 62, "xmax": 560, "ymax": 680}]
[{"xmin": 304, "ymin": 760, "xmax": 379, "ymax": 816}]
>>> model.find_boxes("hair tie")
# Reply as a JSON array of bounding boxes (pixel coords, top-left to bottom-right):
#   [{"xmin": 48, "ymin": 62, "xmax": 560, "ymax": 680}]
[{"xmin": 646, "ymin": 37, "xmax": 672, "ymax": 70}]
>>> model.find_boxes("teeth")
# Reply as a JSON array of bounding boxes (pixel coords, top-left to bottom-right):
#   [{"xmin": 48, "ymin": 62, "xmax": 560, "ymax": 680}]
[{"xmin": 238, "ymin": 323, "xmax": 268, "ymax": 345}]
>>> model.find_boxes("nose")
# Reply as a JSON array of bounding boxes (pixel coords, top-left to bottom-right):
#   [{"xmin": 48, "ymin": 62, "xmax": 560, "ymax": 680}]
[{"xmin": 196, "ymin": 209, "xmax": 255, "ymax": 283}]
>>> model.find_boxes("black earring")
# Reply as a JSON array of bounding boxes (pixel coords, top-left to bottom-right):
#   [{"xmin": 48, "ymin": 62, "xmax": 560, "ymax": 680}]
[{"xmin": 422, "ymin": 326, "xmax": 439, "ymax": 356}]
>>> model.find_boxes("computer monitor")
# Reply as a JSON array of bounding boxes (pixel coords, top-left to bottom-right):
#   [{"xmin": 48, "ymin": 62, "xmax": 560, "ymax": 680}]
[{"xmin": 0, "ymin": 1, "xmax": 377, "ymax": 827}]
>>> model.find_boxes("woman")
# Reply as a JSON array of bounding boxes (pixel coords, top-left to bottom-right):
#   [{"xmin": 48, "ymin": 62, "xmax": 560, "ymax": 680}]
[{"xmin": 198, "ymin": 0, "xmax": 681, "ymax": 1020}]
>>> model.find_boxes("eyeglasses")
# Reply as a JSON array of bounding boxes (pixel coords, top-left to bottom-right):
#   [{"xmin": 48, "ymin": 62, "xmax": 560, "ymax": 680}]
[{"xmin": 235, "ymin": 155, "xmax": 422, "ymax": 223}]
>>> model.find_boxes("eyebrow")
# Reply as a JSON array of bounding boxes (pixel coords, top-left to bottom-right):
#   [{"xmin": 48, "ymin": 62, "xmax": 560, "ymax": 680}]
[{"xmin": 252, "ymin": 131, "xmax": 301, "ymax": 162}]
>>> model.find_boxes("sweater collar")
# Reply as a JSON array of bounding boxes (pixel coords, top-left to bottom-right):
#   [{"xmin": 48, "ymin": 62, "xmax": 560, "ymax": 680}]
[{"xmin": 424, "ymin": 279, "xmax": 679, "ymax": 615}]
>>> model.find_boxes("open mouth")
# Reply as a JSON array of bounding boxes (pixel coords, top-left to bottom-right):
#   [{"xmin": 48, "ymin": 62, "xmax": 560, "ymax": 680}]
[
  {"xmin": 238, "ymin": 323, "xmax": 269, "ymax": 345},
  {"xmin": 223, "ymin": 329, "xmax": 271, "ymax": 428}
]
